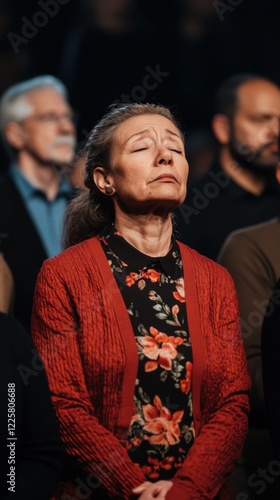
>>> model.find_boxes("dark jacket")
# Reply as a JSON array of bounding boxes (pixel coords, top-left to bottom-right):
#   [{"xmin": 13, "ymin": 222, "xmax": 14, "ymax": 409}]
[
  {"xmin": 0, "ymin": 171, "xmax": 75, "ymax": 331},
  {"xmin": 174, "ymin": 161, "xmax": 280, "ymax": 260},
  {"xmin": 0, "ymin": 312, "xmax": 65, "ymax": 499},
  {"xmin": 0, "ymin": 172, "xmax": 48, "ymax": 331},
  {"xmin": 262, "ymin": 278, "xmax": 280, "ymax": 458}
]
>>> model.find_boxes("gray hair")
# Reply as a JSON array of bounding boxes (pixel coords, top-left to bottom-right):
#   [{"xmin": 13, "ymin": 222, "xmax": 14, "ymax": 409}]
[
  {"xmin": 0, "ymin": 75, "xmax": 68, "ymax": 132},
  {"xmin": 63, "ymin": 102, "xmax": 186, "ymax": 248}
]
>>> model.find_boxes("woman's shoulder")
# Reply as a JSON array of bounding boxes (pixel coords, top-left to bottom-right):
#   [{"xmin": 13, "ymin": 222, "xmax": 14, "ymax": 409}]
[
  {"xmin": 178, "ymin": 241, "xmax": 231, "ymax": 276},
  {"xmin": 40, "ymin": 236, "xmax": 102, "ymax": 275},
  {"xmin": 177, "ymin": 241, "xmax": 228, "ymax": 270}
]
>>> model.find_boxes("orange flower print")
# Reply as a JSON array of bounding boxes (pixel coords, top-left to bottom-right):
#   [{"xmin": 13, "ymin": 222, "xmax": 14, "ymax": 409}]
[
  {"xmin": 172, "ymin": 278, "xmax": 185, "ymax": 303},
  {"xmin": 143, "ymin": 269, "xmax": 161, "ymax": 283},
  {"xmin": 172, "ymin": 304, "xmax": 179, "ymax": 316},
  {"xmin": 141, "ymin": 457, "xmax": 175, "ymax": 480},
  {"xmin": 126, "ymin": 272, "xmax": 140, "ymax": 287},
  {"xmin": 141, "ymin": 465, "xmax": 156, "ymax": 478},
  {"xmin": 143, "ymin": 395, "xmax": 184, "ymax": 447},
  {"xmin": 130, "ymin": 435, "xmax": 142, "ymax": 447},
  {"xmin": 148, "ymin": 456, "xmax": 175, "ymax": 472},
  {"xmin": 126, "ymin": 269, "xmax": 160, "ymax": 287},
  {"xmin": 159, "ymin": 456, "xmax": 175, "ymax": 470},
  {"xmin": 180, "ymin": 361, "xmax": 193, "ymax": 394},
  {"xmin": 137, "ymin": 326, "xmax": 184, "ymax": 371}
]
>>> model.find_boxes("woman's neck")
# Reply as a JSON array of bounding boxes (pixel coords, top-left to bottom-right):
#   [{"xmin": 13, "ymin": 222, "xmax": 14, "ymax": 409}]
[{"xmin": 114, "ymin": 212, "xmax": 173, "ymax": 257}]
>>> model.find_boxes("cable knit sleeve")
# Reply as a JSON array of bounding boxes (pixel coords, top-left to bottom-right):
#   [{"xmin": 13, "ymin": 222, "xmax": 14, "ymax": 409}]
[
  {"xmin": 31, "ymin": 257, "xmax": 146, "ymax": 500},
  {"xmin": 166, "ymin": 256, "xmax": 251, "ymax": 500}
]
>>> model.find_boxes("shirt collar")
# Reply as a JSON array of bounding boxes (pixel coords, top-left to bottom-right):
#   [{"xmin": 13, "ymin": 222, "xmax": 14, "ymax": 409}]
[
  {"xmin": 9, "ymin": 163, "xmax": 76, "ymax": 200},
  {"xmin": 9, "ymin": 163, "xmax": 35, "ymax": 199},
  {"xmin": 100, "ymin": 224, "xmax": 180, "ymax": 277}
]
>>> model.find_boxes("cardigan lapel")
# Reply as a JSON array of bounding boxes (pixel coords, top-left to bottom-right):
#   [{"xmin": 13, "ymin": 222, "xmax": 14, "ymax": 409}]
[
  {"xmin": 177, "ymin": 242, "xmax": 206, "ymax": 437},
  {"xmin": 87, "ymin": 237, "xmax": 139, "ymax": 441}
]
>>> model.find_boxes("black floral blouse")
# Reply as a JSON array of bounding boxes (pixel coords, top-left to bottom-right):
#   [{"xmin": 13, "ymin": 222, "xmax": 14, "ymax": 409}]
[{"xmin": 100, "ymin": 225, "xmax": 195, "ymax": 481}]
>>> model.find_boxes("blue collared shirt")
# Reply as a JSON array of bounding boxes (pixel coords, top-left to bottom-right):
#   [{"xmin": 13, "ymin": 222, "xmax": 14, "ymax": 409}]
[{"xmin": 9, "ymin": 163, "xmax": 75, "ymax": 258}]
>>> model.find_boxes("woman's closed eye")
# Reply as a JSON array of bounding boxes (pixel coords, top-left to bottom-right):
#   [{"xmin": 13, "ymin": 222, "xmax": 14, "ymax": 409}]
[
  {"xmin": 132, "ymin": 148, "xmax": 183, "ymax": 154},
  {"xmin": 171, "ymin": 149, "xmax": 183, "ymax": 154}
]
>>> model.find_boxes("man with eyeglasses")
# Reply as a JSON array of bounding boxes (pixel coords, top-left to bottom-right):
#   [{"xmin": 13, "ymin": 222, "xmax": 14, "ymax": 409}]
[{"xmin": 0, "ymin": 75, "xmax": 77, "ymax": 331}]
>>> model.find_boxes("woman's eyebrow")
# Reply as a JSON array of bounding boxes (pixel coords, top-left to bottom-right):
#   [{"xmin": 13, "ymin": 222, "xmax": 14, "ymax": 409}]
[
  {"xmin": 165, "ymin": 129, "xmax": 181, "ymax": 139},
  {"xmin": 127, "ymin": 128, "xmax": 181, "ymax": 143},
  {"xmin": 128, "ymin": 129, "xmax": 150, "ymax": 141}
]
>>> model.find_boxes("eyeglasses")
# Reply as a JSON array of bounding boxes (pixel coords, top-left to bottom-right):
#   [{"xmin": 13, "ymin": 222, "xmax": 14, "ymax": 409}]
[{"xmin": 20, "ymin": 112, "xmax": 76, "ymax": 125}]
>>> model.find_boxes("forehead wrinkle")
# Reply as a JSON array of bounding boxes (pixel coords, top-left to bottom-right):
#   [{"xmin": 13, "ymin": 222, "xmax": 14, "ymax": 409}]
[
  {"xmin": 165, "ymin": 128, "xmax": 181, "ymax": 140},
  {"xmin": 125, "ymin": 127, "xmax": 182, "ymax": 144},
  {"xmin": 127, "ymin": 129, "xmax": 150, "ymax": 142}
]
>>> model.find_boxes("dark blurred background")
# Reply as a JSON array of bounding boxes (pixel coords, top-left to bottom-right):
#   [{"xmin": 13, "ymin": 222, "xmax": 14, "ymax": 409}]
[{"xmin": 1, "ymin": 0, "xmax": 279, "ymax": 181}]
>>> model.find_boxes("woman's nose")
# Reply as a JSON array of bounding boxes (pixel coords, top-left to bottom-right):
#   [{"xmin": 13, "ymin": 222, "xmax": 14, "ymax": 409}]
[{"xmin": 157, "ymin": 147, "xmax": 173, "ymax": 166}]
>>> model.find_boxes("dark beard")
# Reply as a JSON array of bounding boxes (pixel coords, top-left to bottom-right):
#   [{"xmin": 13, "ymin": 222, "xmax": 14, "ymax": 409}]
[{"xmin": 229, "ymin": 137, "xmax": 279, "ymax": 177}]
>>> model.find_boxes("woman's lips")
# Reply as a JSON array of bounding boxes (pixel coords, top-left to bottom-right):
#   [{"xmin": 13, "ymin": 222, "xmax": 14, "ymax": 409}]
[{"xmin": 153, "ymin": 174, "xmax": 178, "ymax": 183}]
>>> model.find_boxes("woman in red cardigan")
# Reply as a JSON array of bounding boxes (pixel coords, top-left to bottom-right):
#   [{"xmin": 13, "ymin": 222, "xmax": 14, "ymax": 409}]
[{"xmin": 32, "ymin": 103, "xmax": 251, "ymax": 499}]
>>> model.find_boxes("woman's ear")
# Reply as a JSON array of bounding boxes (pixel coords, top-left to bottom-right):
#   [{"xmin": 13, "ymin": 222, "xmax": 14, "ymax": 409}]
[
  {"xmin": 211, "ymin": 114, "xmax": 231, "ymax": 145},
  {"xmin": 93, "ymin": 167, "xmax": 114, "ymax": 195}
]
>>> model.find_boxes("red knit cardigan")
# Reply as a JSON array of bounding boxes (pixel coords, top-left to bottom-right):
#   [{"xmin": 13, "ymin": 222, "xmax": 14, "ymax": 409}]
[{"xmin": 31, "ymin": 237, "xmax": 251, "ymax": 500}]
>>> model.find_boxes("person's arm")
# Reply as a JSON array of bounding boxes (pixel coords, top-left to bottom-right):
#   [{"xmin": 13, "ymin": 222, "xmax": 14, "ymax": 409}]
[
  {"xmin": 164, "ymin": 266, "xmax": 251, "ymax": 499},
  {"xmin": 0, "ymin": 253, "xmax": 14, "ymax": 314},
  {"xmin": 261, "ymin": 279, "xmax": 280, "ymax": 457},
  {"xmin": 0, "ymin": 312, "xmax": 65, "ymax": 500},
  {"xmin": 218, "ymin": 233, "xmax": 276, "ymax": 425},
  {"xmin": 31, "ymin": 260, "xmax": 146, "ymax": 499}
]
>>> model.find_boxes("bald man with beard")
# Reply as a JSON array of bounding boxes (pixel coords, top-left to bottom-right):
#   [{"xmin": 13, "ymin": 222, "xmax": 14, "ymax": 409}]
[{"xmin": 175, "ymin": 73, "xmax": 280, "ymax": 261}]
